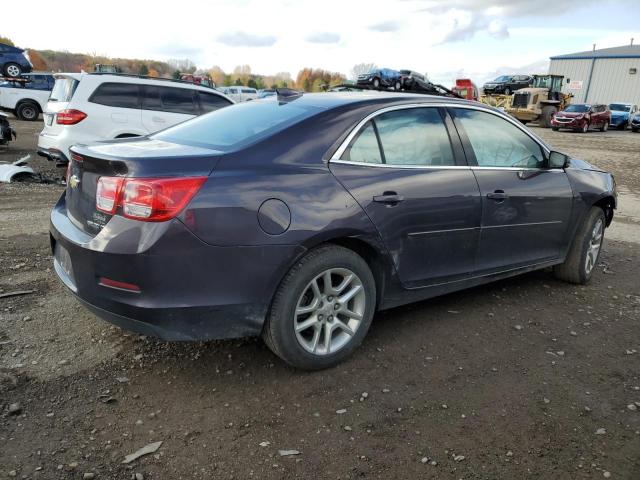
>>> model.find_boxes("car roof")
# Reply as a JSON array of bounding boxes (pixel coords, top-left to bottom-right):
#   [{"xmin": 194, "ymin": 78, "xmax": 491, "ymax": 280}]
[{"xmin": 280, "ymin": 91, "xmax": 470, "ymax": 110}]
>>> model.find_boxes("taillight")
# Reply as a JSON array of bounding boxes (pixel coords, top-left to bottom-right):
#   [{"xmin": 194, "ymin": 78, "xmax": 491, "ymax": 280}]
[
  {"xmin": 56, "ymin": 109, "xmax": 87, "ymax": 125},
  {"xmin": 96, "ymin": 177, "xmax": 124, "ymax": 214},
  {"xmin": 96, "ymin": 177, "xmax": 206, "ymax": 222}
]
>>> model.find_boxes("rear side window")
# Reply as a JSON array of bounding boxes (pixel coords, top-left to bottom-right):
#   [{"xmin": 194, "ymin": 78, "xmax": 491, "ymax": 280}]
[
  {"xmin": 49, "ymin": 77, "xmax": 78, "ymax": 102},
  {"xmin": 342, "ymin": 122, "xmax": 382, "ymax": 164},
  {"xmin": 142, "ymin": 86, "xmax": 197, "ymax": 115},
  {"xmin": 198, "ymin": 91, "xmax": 232, "ymax": 113},
  {"xmin": 376, "ymin": 108, "xmax": 455, "ymax": 166},
  {"xmin": 90, "ymin": 83, "xmax": 140, "ymax": 109}
]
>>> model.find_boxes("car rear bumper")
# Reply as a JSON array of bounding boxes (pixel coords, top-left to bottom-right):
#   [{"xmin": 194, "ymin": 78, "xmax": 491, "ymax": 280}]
[{"xmin": 50, "ymin": 194, "xmax": 305, "ymax": 341}]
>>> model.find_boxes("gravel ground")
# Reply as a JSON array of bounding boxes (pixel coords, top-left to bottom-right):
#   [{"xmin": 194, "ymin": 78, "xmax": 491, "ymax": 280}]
[{"xmin": 1, "ymin": 118, "xmax": 639, "ymax": 479}]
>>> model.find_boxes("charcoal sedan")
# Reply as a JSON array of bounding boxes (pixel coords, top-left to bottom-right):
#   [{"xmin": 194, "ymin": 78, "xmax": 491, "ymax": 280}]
[{"xmin": 50, "ymin": 92, "xmax": 616, "ymax": 369}]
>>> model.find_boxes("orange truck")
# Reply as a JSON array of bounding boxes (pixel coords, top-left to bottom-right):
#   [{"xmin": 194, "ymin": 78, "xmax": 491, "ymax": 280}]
[{"xmin": 452, "ymin": 79, "xmax": 478, "ymax": 100}]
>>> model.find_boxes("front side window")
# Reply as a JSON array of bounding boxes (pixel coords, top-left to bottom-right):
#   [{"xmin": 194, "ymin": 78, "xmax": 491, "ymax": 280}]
[
  {"xmin": 198, "ymin": 91, "xmax": 232, "ymax": 113},
  {"xmin": 452, "ymin": 108, "xmax": 544, "ymax": 168},
  {"xmin": 90, "ymin": 83, "xmax": 139, "ymax": 109}
]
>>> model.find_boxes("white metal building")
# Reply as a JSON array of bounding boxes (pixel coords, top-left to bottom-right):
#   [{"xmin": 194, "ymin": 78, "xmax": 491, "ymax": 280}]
[{"xmin": 549, "ymin": 44, "xmax": 640, "ymax": 105}]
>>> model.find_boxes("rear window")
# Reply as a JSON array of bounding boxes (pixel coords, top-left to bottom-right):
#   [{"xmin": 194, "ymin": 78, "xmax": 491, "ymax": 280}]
[
  {"xmin": 90, "ymin": 82, "xmax": 140, "ymax": 109},
  {"xmin": 49, "ymin": 77, "xmax": 78, "ymax": 102},
  {"xmin": 152, "ymin": 99, "xmax": 322, "ymax": 152}
]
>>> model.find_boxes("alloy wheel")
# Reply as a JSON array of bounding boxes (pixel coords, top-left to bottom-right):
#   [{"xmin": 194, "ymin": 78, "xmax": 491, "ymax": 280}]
[
  {"xmin": 20, "ymin": 105, "xmax": 37, "ymax": 120},
  {"xmin": 585, "ymin": 218, "xmax": 603, "ymax": 274},
  {"xmin": 294, "ymin": 268, "xmax": 366, "ymax": 356},
  {"xmin": 6, "ymin": 64, "xmax": 20, "ymax": 77}
]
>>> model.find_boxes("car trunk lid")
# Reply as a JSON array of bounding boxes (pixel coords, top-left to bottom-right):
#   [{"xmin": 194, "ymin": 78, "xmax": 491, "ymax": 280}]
[{"xmin": 42, "ymin": 74, "xmax": 81, "ymax": 133}]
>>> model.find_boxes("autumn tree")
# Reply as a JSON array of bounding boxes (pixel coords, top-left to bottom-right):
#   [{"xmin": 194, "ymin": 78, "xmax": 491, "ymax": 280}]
[
  {"xmin": 0, "ymin": 35, "xmax": 14, "ymax": 46},
  {"xmin": 207, "ymin": 66, "xmax": 226, "ymax": 86},
  {"xmin": 27, "ymin": 50, "xmax": 48, "ymax": 71}
]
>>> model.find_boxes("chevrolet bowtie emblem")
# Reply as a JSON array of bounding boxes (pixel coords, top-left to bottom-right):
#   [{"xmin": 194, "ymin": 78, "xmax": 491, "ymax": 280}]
[{"xmin": 69, "ymin": 174, "xmax": 81, "ymax": 189}]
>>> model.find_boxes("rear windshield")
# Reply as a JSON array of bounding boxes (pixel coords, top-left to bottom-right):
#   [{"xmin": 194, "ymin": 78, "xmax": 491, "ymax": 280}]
[
  {"xmin": 50, "ymin": 78, "xmax": 78, "ymax": 102},
  {"xmin": 564, "ymin": 104, "xmax": 590, "ymax": 113},
  {"xmin": 152, "ymin": 99, "xmax": 322, "ymax": 152}
]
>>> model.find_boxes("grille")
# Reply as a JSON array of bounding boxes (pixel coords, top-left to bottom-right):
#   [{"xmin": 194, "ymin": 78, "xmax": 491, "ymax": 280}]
[{"xmin": 512, "ymin": 92, "xmax": 529, "ymax": 108}]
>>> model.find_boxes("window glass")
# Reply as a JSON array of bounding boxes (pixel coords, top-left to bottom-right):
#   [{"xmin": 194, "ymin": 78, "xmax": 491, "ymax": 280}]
[
  {"xmin": 152, "ymin": 99, "xmax": 322, "ymax": 152},
  {"xmin": 49, "ymin": 77, "xmax": 78, "ymax": 102},
  {"xmin": 453, "ymin": 108, "xmax": 544, "ymax": 168},
  {"xmin": 90, "ymin": 83, "xmax": 139, "ymax": 109},
  {"xmin": 159, "ymin": 87, "xmax": 196, "ymax": 115},
  {"xmin": 198, "ymin": 91, "xmax": 232, "ymax": 113},
  {"xmin": 341, "ymin": 122, "xmax": 382, "ymax": 164},
  {"xmin": 375, "ymin": 108, "xmax": 455, "ymax": 166},
  {"xmin": 142, "ymin": 85, "xmax": 162, "ymax": 110}
]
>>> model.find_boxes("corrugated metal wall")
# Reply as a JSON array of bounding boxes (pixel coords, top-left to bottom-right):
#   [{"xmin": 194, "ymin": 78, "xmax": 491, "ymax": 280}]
[{"xmin": 550, "ymin": 57, "xmax": 640, "ymax": 104}]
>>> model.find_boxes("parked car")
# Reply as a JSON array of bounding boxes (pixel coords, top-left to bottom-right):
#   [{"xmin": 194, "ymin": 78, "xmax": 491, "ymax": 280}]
[
  {"xmin": 49, "ymin": 92, "xmax": 616, "ymax": 369},
  {"xmin": 357, "ymin": 68, "xmax": 402, "ymax": 90},
  {"xmin": 38, "ymin": 73, "xmax": 233, "ymax": 165},
  {"xmin": 608, "ymin": 103, "xmax": 637, "ymax": 130},
  {"xmin": 0, "ymin": 73, "xmax": 54, "ymax": 120},
  {"xmin": 551, "ymin": 103, "xmax": 610, "ymax": 133},
  {"xmin": 399, "ymin": 70, "xmax": 426, "ymax": 89},
  {"xmin": 452, "ymin": 78, "xmax": 478, "ymax": 100},
  {"xmin": 482, "ymin": 75, "xmax": 532, "ymax": 95},
  {"xmin": 0, "ymin": 43, "xmax": 33, "ymax": 77},
  {"xmin": 217, "ymin": 86, "xmax": 258, "ymax": 102},
  {"xmin": 631, "ymin": 111, "xmax": 640, "ymax": 132},
  {"xmin": 257, "ymin": 89, "xmax": 276, "ymax": 99}
]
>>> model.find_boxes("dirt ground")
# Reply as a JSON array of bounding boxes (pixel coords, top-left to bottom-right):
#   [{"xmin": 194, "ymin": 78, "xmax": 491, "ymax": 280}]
[{"xmin": 1, "ymin": 117, "xmax": 639, "ymax": 480}]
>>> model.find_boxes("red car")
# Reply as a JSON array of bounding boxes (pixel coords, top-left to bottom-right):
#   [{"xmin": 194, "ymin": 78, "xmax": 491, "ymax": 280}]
[{"xmin": 551, "ymin": 103, "xmax": 611, "ymax": 133}]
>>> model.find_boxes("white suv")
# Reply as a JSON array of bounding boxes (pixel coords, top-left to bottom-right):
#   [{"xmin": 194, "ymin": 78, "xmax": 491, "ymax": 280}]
[
  {"xmin": 38, "ymin": 73, "xmax": 234, "ymax": 165},
  {"xmin": 0, "ymin": 73, "xmax": 54, "ymax": 121},
  {"xmin": 217, "ymin": 86, "xmax": 258, "ymax": 102}
]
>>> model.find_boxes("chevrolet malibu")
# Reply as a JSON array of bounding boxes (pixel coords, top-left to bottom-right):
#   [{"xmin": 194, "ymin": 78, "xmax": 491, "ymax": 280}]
[{"xmin": 50, "ymin": 92, "xmax": 616, "ymax": 370}]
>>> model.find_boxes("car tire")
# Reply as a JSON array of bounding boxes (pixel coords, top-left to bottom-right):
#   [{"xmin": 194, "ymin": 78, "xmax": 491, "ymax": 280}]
[
  {"xmin": 16, "ymin": 102, "xmax": 39, "ymax": 121},
  {"xmin": 3, "ymin": 62, "xmax": 22, "ymax": 77},
  {"xmin": 540, "ymin": 105, "xmax": 557, "ymax": 128},
  {"xmin": 581, "ymin": 122, "xmax": 589, "ymax": 133},
  {"xmin": 372, "ymin": 78, "xmax": 380, "ymax": 89},
  {"xmin": 552, "ymin": 126, "xmax": 559, "ymax": 131},
  {"xmin": 262, "ymin": 245, "xmax": 376, "ymax": 370},
  {"xmin": 553, "ymin": 207, "xmax": 606, "ymax": 285},
  {"xmin": 632, "ymin": 127, "xmax": 639, "ymax": 133},
  {"xmin": 601, "ymin": 122, "xmax": 608, "ymax": 132},
  {"xmin": 504, "ymin": 87, "xmax": 511, "ymax": 95},
  {"xmin": 394, "ymin": 81, "xmax": 401, "ymax": 91}
]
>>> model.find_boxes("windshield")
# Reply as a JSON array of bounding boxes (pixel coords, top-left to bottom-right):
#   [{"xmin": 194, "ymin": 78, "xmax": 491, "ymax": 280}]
[
  {"xmin": 152, "ymin": 99, "xmax": 323, "ymax": 152},
  {"xmin": 609, "ymin": 103, "xmax": 630, "ymax": 112},
  {"xmin": 533, "ymin": 77, "xmax": 551, "ymax": 88},
  {"xmin": 49, "ymin": 77, "xmax": 78, "ymax": 102},
  {"xmin": 494, "ymin": 76, "xmax": 510, "ymax": 82},
  {"xmin": 564, "ymin": 104, "xmax": 590, "ymax": 113}
]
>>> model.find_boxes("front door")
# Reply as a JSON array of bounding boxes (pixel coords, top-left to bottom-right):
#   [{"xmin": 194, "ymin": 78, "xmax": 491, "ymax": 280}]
[
  {"xmin": 330, "ymin": 106, "xmax": 481, "ymax": 287},
  {"xmin": 450, "ymin": 107, "xmax": 573, "ymax": 273}
]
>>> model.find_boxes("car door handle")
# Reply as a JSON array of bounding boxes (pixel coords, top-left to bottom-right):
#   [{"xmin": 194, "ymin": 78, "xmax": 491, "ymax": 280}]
[
  {"xmin": 373, "ymin": 192, "xmax": 405, "ymax": 205},
  {"xmin": 487, "ymin": 190, "xmax": 508, "ymax": 201}
]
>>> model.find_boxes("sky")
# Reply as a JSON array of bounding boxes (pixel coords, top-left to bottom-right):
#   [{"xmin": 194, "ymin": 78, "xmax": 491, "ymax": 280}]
[{"xmin": 3, "ymin": 0, "xmax": 640, "ymax": 86}]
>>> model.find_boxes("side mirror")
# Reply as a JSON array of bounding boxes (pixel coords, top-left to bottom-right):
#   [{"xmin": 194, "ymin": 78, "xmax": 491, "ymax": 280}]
[{"xmin": 549, "ymin": 151, "xmax": 569, "ymax": 169}]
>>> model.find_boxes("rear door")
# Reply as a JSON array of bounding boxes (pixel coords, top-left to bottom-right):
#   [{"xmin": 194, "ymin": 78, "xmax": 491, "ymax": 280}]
[
  {"xmin": 450, "ymin": 107, "xmax": 573, "ymax": 273},
  {"xmin": 330, "ymin": 106, "xmax": 481, "ymax": 287},
  {"xmin": 141, "ymin": 85, "xmax": 198, "ymax": 133}
]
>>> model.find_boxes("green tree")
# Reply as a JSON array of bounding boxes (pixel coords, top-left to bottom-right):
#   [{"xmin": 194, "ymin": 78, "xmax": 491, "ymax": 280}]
[
  {"xmin": 234, "ymin": 78, "xmax": 243, "ymax": 86},
  {"xmin": 172, "ymin": 70, "xmax": 181, "ymax": 79},
  {"xmin": 138, "ymin": 64, "xmax": 149, "ymax": 76},
  {"xmin": 247, "ymin": 78, "xmax": 258, "ymax": 89}
]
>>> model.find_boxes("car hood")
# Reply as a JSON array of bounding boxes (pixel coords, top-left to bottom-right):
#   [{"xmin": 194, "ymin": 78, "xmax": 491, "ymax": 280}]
[
  {"xmin": 569, "ymin": 158, "xmax": 608, "ymax": 173},
  {"xmin": 610, "ymin": 111, "xmax": 629, "ymax": 119},
  {"xmin": 556, "ymin": 111, "xmax": 585, "ymax": 118}
]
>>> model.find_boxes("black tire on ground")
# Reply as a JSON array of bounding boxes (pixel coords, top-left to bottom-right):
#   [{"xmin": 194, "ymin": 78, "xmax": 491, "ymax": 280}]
[
  {"xmin": 552, "ymin": 126, "xmax": 559, "ymax": 131},
  {"xmin": 16, "ymin": 102, "xmax": 39, "ymax": 121},
  {"xmin": 372, "ymin": 78, "xmax": 380, "ymax": 89},
  {"xmin": 601, "ymin": 121, "xmax": 608, "ymax": 132},
  {"xmin": 553, "ymin": 207, "xmax": 606, "ymax": 284},
  {"xmin": 3, "ymin": 62, "xmax": 22, "ymax": 77},
  {"xmin": 262, "ymin": 245, "xmax": 376, "ymax": 370},
  {"xmin": 632, "ymin": 127, "xmax": 639, "ymax": 133},
  {"xmin": 540, "ymin": 105, "xmax": 557, "ymax": 128}
]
